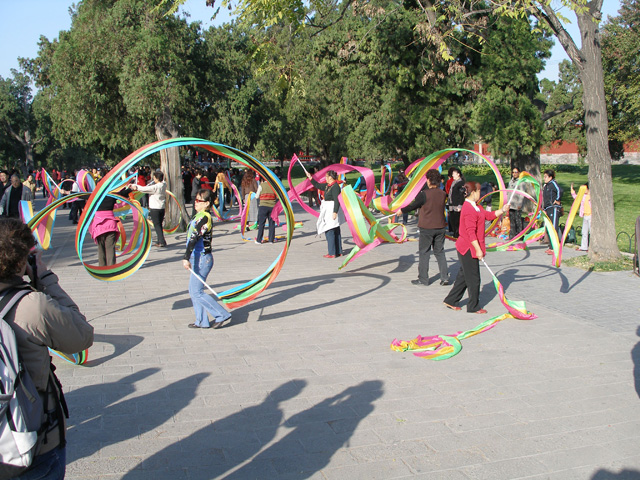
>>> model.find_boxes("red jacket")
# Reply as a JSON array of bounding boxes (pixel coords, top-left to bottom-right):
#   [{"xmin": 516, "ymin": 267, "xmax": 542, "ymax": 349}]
[{"xmin": 456, "ymin": 200, "xmax": 497, "ymax": 258}]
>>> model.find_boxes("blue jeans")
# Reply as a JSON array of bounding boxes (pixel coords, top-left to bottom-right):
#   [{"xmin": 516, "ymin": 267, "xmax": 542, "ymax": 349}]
[
  {"xmin": 256, "ymin": 206, "xmax": 276, "ymax": 243},
  {"xmin": 325, "ymin": 226, "xmax": 342, "ymax": 256},
  {"xmin": 189, "ymin": 252, "xmax": 230, "ymax": 328},
  {"xmin": 17, "ymin": 446, "xmax": 66, "ymax": 480}
]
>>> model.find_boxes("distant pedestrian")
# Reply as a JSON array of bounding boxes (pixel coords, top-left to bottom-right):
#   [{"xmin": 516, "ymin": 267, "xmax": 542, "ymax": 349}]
[
  {"xmin": 0, "ymin": 174, "xmax": 33, "ymax": 218},
  {"xmin": 132, "ymin": 171, "xmax": 167, "ymax": 248},
  {"xmin": 571, "ymin": 182, "xmax": 591, "ymax": 252},
  {"xmin": 542, "ymin": 169, "xmax": 562, "ymax": 254}
]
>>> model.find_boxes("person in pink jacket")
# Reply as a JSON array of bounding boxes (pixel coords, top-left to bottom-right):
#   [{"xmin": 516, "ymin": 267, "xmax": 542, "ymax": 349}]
[
  {"xmin": 571, "ymin": 182, "xmax": 591, "ymax": 252},
  {"xmin": 443, "ymin": 181, "xmax": 510, "ymax": 314}
]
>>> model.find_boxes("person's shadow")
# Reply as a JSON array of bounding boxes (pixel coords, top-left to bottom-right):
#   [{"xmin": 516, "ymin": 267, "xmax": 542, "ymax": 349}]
[
  {"xmin": 223, "ymin": 380, "xmax": 384, "ymax": 479},
  {"xmin": 631, "ymin": 326, "xmax": 640, "ymax": 398},
  {"xmin": 121, "ymin": 379, "xmax": 307, "ymax": 479},
  {"xmin": 591, "ymin": 468, "xmax": 640, "ymax": 479},
  {"xmin": 65, "ymin": 368, "xmax": 209, "ymax": 463}
]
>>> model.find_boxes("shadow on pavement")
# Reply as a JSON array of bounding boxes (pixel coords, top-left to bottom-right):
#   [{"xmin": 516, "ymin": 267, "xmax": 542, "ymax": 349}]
[
  {"xmin": 632, "ymin": 326, "xmax": 640, "ymax": 399},
  {"xmin": 65, "ymin": 368, "xmax": 209, "ymax": 464},
  {"xmin": 591, "ymin": 468, "xmax": 640, "ymax": 479},
  {"xmin": 122, "ymin": 379, "xmax": 383, "ymax": 480},
  {"xmin": 231, "ymin": 272, "xmax": 391, "ymax": 323},
  {"xmin": 83, "ymin": 333, "xmax": 144, "ymax": 367}
]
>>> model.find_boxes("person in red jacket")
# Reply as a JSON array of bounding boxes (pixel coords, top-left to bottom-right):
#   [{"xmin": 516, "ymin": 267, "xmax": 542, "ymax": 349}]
[{"xmin": 443, "ymin": 181, "xmax": 510, "ymax": 314}]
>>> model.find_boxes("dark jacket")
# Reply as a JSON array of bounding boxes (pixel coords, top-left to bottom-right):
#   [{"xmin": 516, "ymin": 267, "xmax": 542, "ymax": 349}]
[
  {"xmin": 402, "ymin": 187, "xmax": 447, "ymax": 230},
  {"xmin": 311, "ymin": 179, "xmax": 341, "ymax": 214}
]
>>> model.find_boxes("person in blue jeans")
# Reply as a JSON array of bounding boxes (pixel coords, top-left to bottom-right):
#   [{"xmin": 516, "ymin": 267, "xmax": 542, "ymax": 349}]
[{"xmin": 182, "ymin": 189, "xmax": 231, "ymax": 329}]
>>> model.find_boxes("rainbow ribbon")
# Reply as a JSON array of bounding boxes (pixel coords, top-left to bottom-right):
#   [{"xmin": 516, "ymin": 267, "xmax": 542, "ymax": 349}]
[{"xmin": 338, "ymin": 185, "xmax": 407, "ymax": 269}]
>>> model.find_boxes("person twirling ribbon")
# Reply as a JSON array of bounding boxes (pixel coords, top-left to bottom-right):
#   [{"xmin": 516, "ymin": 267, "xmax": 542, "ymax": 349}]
[{"xmin": 307, "ymin": 170, "xmax": 343, "ymax": 258}]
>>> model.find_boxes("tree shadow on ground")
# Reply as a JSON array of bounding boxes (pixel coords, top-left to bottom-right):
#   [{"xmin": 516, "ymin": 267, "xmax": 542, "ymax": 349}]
[
  {"xmin": 65, "ymin": 368, "xmax": 208, "ymax": 464},
  {"xmin": 122, "ymin": 379, "xmax": 383, "ymax": 480}
]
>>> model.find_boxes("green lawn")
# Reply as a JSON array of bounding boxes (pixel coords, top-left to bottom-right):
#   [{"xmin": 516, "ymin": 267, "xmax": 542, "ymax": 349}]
[{"xmin": 286, "ymin": 163, "xmax": 640, "ymax": 253}]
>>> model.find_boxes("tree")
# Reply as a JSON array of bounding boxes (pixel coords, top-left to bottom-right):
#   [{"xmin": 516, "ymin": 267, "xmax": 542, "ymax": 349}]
[
  {"xmin": 602, "ymin": 0, "xmax": 640, "ymax": 158},
  {"xmin": 0, "ymin": 70, "xmax": 47, "ymax": 174},
  {"xmin": 29, "ymin": 0, "xmax": 215, "ymax": 228}
]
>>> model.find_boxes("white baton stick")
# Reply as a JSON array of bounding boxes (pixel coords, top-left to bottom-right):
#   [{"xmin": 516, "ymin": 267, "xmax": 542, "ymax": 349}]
[
  {"xmin": 380, "ymin": 213, "xmax": 397, "ymax": 221},
  {"xmin": 297, "ymin": 157, "xmax": 310, "ymax": 177},
  {"xmin": 507, "ymin": 179, "xmax": 521, "ymax": 205},
  {"xmin": 188, "ymin": 267, "xmax": 220, "ymax": 298},
  {"xmin": 481, "ymin": 258, "xmax": 496, "ymax": 278}
]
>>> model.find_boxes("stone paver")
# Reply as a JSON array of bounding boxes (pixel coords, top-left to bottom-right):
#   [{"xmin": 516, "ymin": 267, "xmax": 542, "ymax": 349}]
[{"xmin": 36, "ymin": 196, "xmax": 640, "ymax": 479}]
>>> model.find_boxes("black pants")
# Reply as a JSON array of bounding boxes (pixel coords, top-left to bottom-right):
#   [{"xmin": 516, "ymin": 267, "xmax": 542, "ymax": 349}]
[
  {"xmin": 443, "ymin": 250, "xmax": 481, "ymax": 312},
  {"xmin": 509, "ymin": 209, "xmax": 523, "ymax": 238},
  {"xmin": 449, "ymin": 210, "xmax": 461, "ymax": 238},
  {"xmin": 149, "ymin": 208, "xmax": 167, "ymax": 246},
  {"xmin": 417, "ymin": 227, "xmax": 448, "ymax": 283},
  {"xmin": 97, "ymin": 231, "xmax": 118, "ymax": 266}
]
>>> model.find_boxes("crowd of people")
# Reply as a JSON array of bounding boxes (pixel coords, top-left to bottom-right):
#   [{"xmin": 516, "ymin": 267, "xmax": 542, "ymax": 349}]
[{"xmin": 0, "ymin": 156, "xmax": 594, "ymax": 477}]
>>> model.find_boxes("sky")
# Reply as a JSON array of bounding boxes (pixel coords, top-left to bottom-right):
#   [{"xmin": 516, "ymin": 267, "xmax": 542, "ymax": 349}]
[{"xmin": 0, "ymin": 0, "xmax": 623, "ymax": 82}]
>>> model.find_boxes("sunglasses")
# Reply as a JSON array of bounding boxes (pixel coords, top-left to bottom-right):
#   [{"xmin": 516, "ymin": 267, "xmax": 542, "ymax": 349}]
[{"xmin": 194, "ymin": 198, "xmax": 207, "ymax": 203}]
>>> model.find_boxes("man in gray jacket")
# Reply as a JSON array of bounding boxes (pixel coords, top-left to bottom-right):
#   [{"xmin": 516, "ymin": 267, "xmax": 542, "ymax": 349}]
[
  {"xmin": 0, "ymin": 218, "xmax": 94, "ymax": 478},
  {"xmin": 0, "ymin": 174, "xmax": 33, "ymax": 218}
]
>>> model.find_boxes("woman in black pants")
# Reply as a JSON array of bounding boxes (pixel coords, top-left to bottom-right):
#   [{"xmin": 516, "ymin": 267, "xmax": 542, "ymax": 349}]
[
  {"xmin": 443, "ymin": 181, "xmax": 509, "ymax": 314},
  {"xmin": 307, "ymin": 170, "xmax": 343, "ymax": 258}
]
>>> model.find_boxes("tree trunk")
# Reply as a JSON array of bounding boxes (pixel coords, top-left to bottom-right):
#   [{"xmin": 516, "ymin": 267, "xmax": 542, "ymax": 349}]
[
  {"xmin": 576, "ymin": 5, "xmax": 620, "ymax": 262},
  {"xmin": 155, "ymin": 107, "xmax": 189, "ymax": 232},
  {"xmin": 512, "ymin": 152, "xmax": 540, "ymax": 179}
]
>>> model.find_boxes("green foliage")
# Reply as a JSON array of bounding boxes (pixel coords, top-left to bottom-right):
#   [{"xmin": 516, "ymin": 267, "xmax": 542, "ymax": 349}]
[
  {"xmin": 603, "ymin": 0, "xmax": 640, "ymax": 156},
  {"xmin": 470, "ymin": 15, "xmax": 552, "ymax": 161}
]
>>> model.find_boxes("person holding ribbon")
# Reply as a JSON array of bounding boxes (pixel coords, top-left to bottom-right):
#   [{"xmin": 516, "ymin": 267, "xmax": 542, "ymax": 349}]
[
  {"xmin": 447, "ymin": 167, "xmax": 465, "ymax": 238},
  {"xmin": 89, "ymin": 186, "xmax": 132, "ymax": 266},
  {"xmin": 508, "ymin": 167, "xmax": 525, "ymax": 238},
  {"xmin": 182, "ymin": 189, "xmax": 231, "ymax": 329},
  {"xmin": 443, "ymin": 182, "xmax": 510, "ymax": 314},
  {"xmin": 307, "ymin": 170, "xmax": 343, "ymax": 258}
]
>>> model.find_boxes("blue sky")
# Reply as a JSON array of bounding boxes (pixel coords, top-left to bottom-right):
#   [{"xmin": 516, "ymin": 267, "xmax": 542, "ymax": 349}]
[{"xmin": 0, "ymin": 0, "xmax": 622, "ymax": 82}]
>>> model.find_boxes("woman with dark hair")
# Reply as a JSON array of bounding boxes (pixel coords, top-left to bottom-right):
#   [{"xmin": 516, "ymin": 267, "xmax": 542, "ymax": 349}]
[
  {"xmin": 443, "ymin": 181, "xmax": 510, "ymax": 314},
  {"xmin": 132, "ymin": 170, "xmax": 167, "ymax": 247},
  {"xmin": 182, "ymin": 189, "xmax": 231, "ymax": 329},
  {"xmin": 89, "ymin": 186, "xmax": 132, "ymax": 266},
  {"xmin": 0, "ymin": 218, "xmax": 93, "ymax": 479},
  {"xmin": 307, "ymin": 170, "xmax": 343, "ymax": 258},
  {"xmin": 447, "ymin": 167, "xmax": 466, "ymax": 238}
]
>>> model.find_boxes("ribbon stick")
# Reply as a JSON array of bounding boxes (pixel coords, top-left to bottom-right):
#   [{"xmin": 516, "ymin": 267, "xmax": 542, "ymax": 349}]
[
  {"xmin": 295, "ymin": 154, "xmax": 310, "ymax": 177},
  {"xmin": 188, "ymin": 267, "xmax": 220, "ymax": 299}
]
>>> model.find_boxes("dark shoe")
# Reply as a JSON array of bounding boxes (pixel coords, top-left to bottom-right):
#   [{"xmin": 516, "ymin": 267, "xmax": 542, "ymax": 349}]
[
  {"xmin": 158, "ymin": 244, "xmax": 167, "ymax": 248},
  {"xmin": 335, "ymin": 254, "xmax": 341, "ymax": 257},
  {"xmin": 188, "ymin": 323, "xmax": 210, "ymax": 329},
  {"xmin": 440, "ymin": 279, "xmax": 451, "ymax": 286},
  {"xmin": 411, "ymin": 279, "xmax": 428, "ymax": 286},
  {"xmin": 212, "ymin": 318, "xmax": 229, "ymax": 329},
  {"xmin": 323, "ymin": 254, "xmax": 335, "ymax": 258},
  {"xmin": 443, "ymin": 302, "xmax": 462, "ymax": 311}
]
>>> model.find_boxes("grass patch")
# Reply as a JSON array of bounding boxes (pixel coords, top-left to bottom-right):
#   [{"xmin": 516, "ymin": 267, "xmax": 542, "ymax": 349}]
[{"xmin": 563, "ymin": 253, "xmax": 634, "ymax": 272}]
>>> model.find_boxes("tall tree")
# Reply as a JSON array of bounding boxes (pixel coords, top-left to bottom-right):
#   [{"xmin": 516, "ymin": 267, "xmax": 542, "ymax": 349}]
[
  {"xmin": 602, "ymin": 0, "xmax": 640, "ymax": 157},
  {"xmin": 29, "ymin": 0, "xmax": 213, "ymax": 228},
  {"xmin": 0, "ymin": 70, "xmax": 46, "ymax": 174}
]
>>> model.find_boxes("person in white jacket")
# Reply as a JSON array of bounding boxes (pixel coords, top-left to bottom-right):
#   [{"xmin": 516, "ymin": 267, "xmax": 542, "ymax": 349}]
[{"xmin": 132, "ymin": 171, "xmax": 167, "ymax": 247}]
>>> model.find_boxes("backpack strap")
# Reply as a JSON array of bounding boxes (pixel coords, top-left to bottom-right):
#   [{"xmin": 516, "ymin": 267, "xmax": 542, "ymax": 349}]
[{"xmin": 0, "ymin": 287, "xmax": 32, "ymax": 320}]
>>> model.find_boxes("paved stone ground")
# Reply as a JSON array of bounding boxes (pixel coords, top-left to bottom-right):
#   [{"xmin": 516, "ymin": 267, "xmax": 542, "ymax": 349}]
[{"xmin": 39, "ymin": 197, "xmax": 640, "ymax": 480}]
